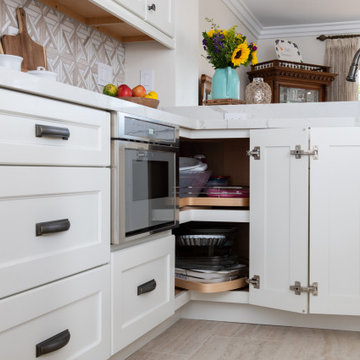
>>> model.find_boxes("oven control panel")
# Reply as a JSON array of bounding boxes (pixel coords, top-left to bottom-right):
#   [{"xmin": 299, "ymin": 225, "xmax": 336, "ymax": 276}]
[{"xmin": 112, "ymin": 113, "xmax": 178, "ymax": 144}]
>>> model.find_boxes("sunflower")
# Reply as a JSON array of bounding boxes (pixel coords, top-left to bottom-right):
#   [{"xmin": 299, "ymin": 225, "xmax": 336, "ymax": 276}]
[
  {"xmin": 207, "ymin": 29, "xmax": 215, "ymax": 37},
  {"xmin": 231, "ymin": 43, "xmax": 250, "ymax": 66},
  {"xmin": 251, "ymin": 51, "xmax": 258, "ymax": 65}
]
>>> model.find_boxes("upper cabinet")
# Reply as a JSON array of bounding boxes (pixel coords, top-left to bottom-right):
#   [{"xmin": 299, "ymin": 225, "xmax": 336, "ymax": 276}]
[
  {"xmin": 145, "ymin": 0, "xmax": 174, "ymax": 37},
  {"xmin": 116, "ymin": 0, "xmax": 146, "ymax": 18},
  {"xmin": 38, "ymin": 0, "xmax": 175, "ymax": 49}
]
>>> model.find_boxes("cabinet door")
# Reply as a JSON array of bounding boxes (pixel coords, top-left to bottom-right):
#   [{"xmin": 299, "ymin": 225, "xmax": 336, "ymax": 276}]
[
  {"xmin": 249, "ymin": 129, "xmax": 309, "ymax": 313},
  {"xmin": 310, "ymin": 128, "xmax": 360, "ymax": 315},
  {"xmin": 114, "ymin": 0, "xmax": 146, "ymax": 18},
  {"xmin": 111, "ymin": 234, "xmax": 174, "ymax": 353},
  {"xmin": 146, "ymin": 0, "xmax": 174, "ymax": 37}
]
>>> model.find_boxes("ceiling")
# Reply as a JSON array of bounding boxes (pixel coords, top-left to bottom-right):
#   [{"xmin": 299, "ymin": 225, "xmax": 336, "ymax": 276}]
[{"xmin": 224, "ymin": 0, "xmax": 360, "ymax": 39}]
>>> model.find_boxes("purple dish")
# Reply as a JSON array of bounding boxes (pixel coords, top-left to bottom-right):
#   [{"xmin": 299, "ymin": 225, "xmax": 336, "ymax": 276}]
[{"xmin": 206, "ymin": 186, "xmax": 249, "ymax": 198}]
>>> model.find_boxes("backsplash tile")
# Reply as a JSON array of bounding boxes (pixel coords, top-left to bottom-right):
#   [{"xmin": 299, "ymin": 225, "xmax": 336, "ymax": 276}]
[{"xmin": 0, "ymin": 0, "xmax": 125, "ymax": 92}]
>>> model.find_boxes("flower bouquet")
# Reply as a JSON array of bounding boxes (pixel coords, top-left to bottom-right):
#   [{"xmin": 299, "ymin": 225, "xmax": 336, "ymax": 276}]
[{"xmin": 202, "ymin": 18, "xmax": 258, "ymax": 100}]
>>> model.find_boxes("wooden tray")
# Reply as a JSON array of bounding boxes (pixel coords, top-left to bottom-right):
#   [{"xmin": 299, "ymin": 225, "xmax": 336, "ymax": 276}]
[
  {"xmin": 179, "ymin": 197, "xmax": 249, "ymax": 208},
  {"xmin": 204, "ymin": 99, "xmax": 245, "ymax": 106},
  {"xmin": 118, "ymin": 96, "xmax": 159, "ymax": 109},
  {"xmin": 175, "ymin": 277, "xmax": 247, "ymax": 293}
]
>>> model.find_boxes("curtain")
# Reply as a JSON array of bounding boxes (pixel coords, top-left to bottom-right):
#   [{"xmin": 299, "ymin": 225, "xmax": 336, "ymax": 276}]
[{"xmin": 325, "ymin": 38, "xmax": 359, "ymax": 101}]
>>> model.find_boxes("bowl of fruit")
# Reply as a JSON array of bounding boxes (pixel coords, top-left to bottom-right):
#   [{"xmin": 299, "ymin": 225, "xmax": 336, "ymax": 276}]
[{"xmin": 103, "ymin": 83, "xmax": 159, "ymax": 109}]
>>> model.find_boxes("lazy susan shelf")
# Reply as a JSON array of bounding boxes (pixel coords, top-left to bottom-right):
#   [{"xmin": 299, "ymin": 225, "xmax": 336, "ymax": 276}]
[
  {"xmin": 175, "ymin": 277, "xmax": 247, "ymax": 293},
  {"xmin": 179, "ymin": 197, "xmax": 249, "ymax": 208}
]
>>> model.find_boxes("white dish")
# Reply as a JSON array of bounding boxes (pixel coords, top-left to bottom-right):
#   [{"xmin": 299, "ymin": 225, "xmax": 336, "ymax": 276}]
[
  {"xmin": 28, "ymin": 66, "xmax": 57, "ymax": 81},
  {"xmin": 274, "ymin": 40, "xmax": 303, "ymax": 62},
  {"xmin": 0, "ymin": 54, "xmax": 23, "ymax": 71}
]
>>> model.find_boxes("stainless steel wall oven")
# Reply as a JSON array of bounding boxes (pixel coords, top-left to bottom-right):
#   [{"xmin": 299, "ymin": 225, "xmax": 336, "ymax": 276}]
[{"xmin": 111, "ymin": 112, "xmax": 179, "ymax": 245}]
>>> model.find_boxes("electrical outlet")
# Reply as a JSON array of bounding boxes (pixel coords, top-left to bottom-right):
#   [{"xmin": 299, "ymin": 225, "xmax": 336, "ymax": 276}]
[
  {"xmin": 97, "ymin": 63, "xmax": 113, "ymax": 86},
  {"xmin": 7, "ymin": 26, "xmax": 18, "ymax": 36},
  {"xmin": 140, "ymin": 69, "xmax": 153, "ymax": 92}
]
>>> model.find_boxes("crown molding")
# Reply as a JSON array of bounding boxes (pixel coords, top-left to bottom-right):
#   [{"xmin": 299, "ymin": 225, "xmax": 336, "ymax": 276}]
[
  {"xmin": 222, "ymin": 0, "xmax": 262, "ymax": 39},
  {"xmin": 259, "ymin": 20, "xmax": 360, "ymax": 39},
  {"xmin": 223, "ymin": 0, "xmax": 360, "ymax": 40}
]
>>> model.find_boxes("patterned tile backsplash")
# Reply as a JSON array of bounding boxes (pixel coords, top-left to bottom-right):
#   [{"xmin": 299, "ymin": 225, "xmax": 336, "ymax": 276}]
[{"xmin": 0, "ymin": 0, "xmax": 125, "ymax": 92}]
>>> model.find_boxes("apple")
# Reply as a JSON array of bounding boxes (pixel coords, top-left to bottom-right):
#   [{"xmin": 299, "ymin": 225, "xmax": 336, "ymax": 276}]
[
  {"xmin": 117, "ymin": 84, "xmax": 132, "ymax": 97},
  {"xmin": 132, "ymin": 85, "xmax": 146, "ymax": 97}
]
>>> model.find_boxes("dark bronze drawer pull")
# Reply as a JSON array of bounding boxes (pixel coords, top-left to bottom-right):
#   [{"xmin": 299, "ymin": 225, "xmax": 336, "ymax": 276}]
[
  {"xmin": 137, "ymin": 279, "xmax": 157, "ymax": 295},
  {"xmin": 36, "ymin": 329, "xmax": 71, "ymax": 357},
  {"xmin": 35, "ymin": 124, "xmax": 70, "ymax": 140},
  {"xmin": 148, "ymin": 3, "xmax": 156, "ymax": 11},
  {"xmin": 36, "ymin": 219, "xmax": 71, "ymax": 236}
]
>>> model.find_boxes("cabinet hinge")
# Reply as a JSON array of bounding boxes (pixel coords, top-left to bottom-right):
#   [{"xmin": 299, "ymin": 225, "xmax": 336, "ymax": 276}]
[
  {"xmin": 246, "ymin": 275, "xmax": 260, "ymax": 289},
  {"xmin": 290, "ymin": 145, "xmax": 319, "ymax": 160},
  {"xmin": 290, "ymin": 281, "xmax": 318, "ymax": 296},
  {"xmin": 247, "ymin": 146, "xmax": 261, "ymax": 160}
]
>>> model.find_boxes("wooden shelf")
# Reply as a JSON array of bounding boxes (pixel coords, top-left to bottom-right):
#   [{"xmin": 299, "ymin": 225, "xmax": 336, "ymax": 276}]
[
  {"xmin": 190, "ymin": 288, "xmax": 249, "ymax": 304},
  {"xmin": 179, "ymin": 197, "xmax": 249, "ymax": 208},
  {"xmin": 175, "ymin": 277, "xmax": 247, "ymax": 293},
  {"xmin": 204, "ymin": 99, "xmax": 246, "ymax": 106}
]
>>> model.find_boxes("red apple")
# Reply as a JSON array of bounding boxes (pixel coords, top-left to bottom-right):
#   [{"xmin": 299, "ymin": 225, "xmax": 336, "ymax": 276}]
[
  {"xmin": 132, "ymin": 85, "xmax": 146, "ymax": 97},
  {"xmin": 117, "ymin": 84, "xmax": 132, "ymax": 97}
]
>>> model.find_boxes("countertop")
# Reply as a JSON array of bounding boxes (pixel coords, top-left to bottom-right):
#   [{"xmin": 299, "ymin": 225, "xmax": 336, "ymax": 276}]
[{"xmin": 1, "ymin": 67, "xmax": 360, "ymax": 131}]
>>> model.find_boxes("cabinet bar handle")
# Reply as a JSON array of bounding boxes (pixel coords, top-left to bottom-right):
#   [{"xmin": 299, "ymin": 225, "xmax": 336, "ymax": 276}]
[
  {"xmin": 36, "ymin": 219, "xmax": 71, "ymax": 236},
  {"xmin": 36, "ymin": 329, "xmax": 71, "ymax": 357},
  {"xmin": 35, "ymin": 124, "xmax": 70, "ymax": 140},
  {"xmin": 137, "ymin": 279, "xmax": 157, "ymax": 295},
  {"xmin": 148, "ymin": 3, "xmax": 156, "ymax": 11}
]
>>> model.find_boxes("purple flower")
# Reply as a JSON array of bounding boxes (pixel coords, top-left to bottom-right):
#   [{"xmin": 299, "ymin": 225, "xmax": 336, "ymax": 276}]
[{"xmin": 202, "ymin": 38, "xmax": 207, "ymax": 46}]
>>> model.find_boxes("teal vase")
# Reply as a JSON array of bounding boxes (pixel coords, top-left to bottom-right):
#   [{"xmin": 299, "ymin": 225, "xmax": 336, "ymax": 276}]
[{"xmin": 211, "ymin": 67, "xmax": 240, "ymax": 100}]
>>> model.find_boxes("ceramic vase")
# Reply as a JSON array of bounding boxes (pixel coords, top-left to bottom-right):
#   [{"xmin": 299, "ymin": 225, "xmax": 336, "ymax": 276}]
[
  {"xmin": 245, "ymin": 77, "xmax": 272, "ymax": 104},
  {"xmin": 211, "ymin": 67, "xmax": 240, "ymax": 100}
]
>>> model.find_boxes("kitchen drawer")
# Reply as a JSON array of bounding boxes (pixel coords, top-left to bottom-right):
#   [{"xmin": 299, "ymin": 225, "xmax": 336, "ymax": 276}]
[
  {"xmin": 111, "ymin": 234, "xmax": 174, "ymax": 353},
  {"xmin": 0, "ymin": 88, "xmax": 110, "ymax": 166},
  {"xmin": 0, "ymin": 166, "xmax": 110, "ymax": 299},
  {"xmin": 0, "ymin": 265, "xmax": 111, "ymax": 360}
]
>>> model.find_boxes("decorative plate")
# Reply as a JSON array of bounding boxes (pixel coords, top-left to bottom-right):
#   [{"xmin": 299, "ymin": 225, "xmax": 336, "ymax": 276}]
[{"xmin": 274, "ymin": 39, "xmax": 303, "ymax": 62}]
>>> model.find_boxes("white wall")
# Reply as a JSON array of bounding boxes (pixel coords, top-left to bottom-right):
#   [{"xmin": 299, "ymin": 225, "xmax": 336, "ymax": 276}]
[
  {"xmin": 124, "ymin": 0, "xmax": 199, "ymax": 107},
  {"xmin": 199, "ymin": 0, "xmax": 257, "ymax": 99},
  {"xmin": 124, "ymin": 41, "xmax": 176, "ymax": 106},
  {"xmin": 257, "ymin": 36, "xmax": 327, "ymax": 65}
]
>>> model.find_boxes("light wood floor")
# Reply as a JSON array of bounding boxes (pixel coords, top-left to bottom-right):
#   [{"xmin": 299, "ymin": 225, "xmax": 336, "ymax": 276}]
[{"xmin": 127, "ymin": 319, "xmax": 360, "ymax": 360}]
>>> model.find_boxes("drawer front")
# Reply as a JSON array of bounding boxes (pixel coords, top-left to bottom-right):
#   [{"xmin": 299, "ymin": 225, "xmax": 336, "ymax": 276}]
[
  {"xmin": 111, "ymin": 234, "xmax": 174, "ymax": 353},
  {"xmin": 0, "ymin": 166, "xmax": 110, "ymax": 299},
  {"xmin": 0, "ymin": 88, "xmax": 110, "ymax": 166},
  {"xmin": 0, "ymin": 265, "xmax": 111, "ymax": 360}
]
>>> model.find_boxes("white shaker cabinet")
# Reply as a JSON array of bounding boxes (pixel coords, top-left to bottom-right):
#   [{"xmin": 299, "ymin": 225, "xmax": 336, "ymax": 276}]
[
  {"xmin": 115, "ymin": 0, "xmax": 146, "ymax": 18},
  {"xmin": 248, "ymin": 127, "xmax": 360, "ymax": 316},
  {"xmin": 310, "ymin": 128, "xmax": 360, "ymax": 315},
  {"xmin": 111, "ymin": 234, "xmax": 175, "ymax": 353},
  {"xmin": 145, "ymin": 0, "xmax": 174, "ymax": 37},
  {"xmin": 90, "ymin": 0, "xmax": 175, "ymax": 47},
  {"xmin": 249, "ymin": 128, "xmax": 309, "ymax": 314}
]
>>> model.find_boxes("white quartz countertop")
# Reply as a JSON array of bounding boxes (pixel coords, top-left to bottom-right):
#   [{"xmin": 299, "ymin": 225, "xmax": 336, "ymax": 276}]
[{"xmin": 1, "ymin": 67, "xmax": 360, "ymax": 131}]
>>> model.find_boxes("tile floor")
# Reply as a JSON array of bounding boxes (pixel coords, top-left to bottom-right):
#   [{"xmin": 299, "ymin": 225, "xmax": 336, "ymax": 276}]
[{"xmin": 127, "ymin": 319, "xmax": 360, "ymax": 360}]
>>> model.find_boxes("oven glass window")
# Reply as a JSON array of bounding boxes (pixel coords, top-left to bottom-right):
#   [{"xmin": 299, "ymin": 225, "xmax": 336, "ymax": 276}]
[
  {"xmin": 132, "ymin": 160, "xmax": 169, "ymax": 201},
  {"xmin": 125, "ymin": 148, "xmax": 176, "ymax": 236}
]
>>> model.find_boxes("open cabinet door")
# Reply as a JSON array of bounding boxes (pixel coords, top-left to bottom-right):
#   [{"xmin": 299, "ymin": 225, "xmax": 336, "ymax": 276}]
[
  {"xmin": 249, "ymin": 128, "xmax": 309, "ymax": 313},
  {"xmin": 310, "ymin": 128, "xmax": 360, "ymax": 315}
]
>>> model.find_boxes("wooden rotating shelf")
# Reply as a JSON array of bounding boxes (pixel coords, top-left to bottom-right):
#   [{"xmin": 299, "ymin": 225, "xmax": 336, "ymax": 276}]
[
  {"xmin": 175, "ymin": 277, "xmax": 247, "ymax": 293},
  {"xmin": 179, "ymin": 197, "xmax": 249, "ymax": 208}
]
